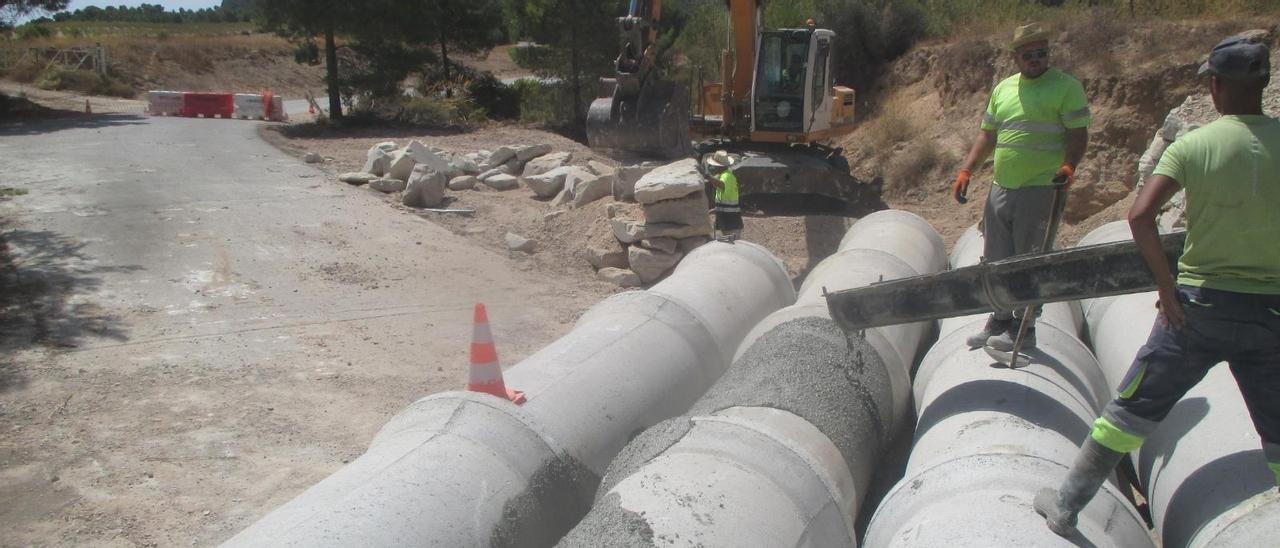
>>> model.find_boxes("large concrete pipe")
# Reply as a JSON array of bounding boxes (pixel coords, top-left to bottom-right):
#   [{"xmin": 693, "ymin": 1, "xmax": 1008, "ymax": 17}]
[
  {"xmin": 559, "ymin": 210, "xmax": 945, "ymax": 547},
  {"xmin": 864, "ymin": 224, "xmax": 1154, "ymax": 547},
  {"xmin": 1079, "ymin": 222, "xmax": 1280, "ymax": 548},
  {"xmin": 223, "ymin": 241, "xmax": 795, "ymax": 547}
]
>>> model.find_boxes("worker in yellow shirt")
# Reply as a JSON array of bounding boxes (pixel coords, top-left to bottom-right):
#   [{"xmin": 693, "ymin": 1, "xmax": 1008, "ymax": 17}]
[
  {"xmin": 951, "ymin": 22, "xmax": 1091, "ymax": 351},
  {"xmin": 705, "ymin": 150, "xmax": 742, "ymax": 242}
]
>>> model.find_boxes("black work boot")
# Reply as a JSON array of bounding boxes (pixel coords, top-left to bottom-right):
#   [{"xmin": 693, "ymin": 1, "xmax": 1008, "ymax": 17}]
[
  {"xmin": 1034, "ymin": 437, "xmax": 1127, "ymax": 537},
  {"xmin": 966, "ymin": 315, "xmax": 1012, "ymax": 348}
]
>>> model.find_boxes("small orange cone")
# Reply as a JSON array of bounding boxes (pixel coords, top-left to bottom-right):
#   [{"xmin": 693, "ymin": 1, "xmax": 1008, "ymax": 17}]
[
  {"xmin": 466, "ymin": 303, "xmax": 526, "ymax": 404},
  {"xmin": 84, "ymin": 99, "xmax": 91, "ymax": 114}
]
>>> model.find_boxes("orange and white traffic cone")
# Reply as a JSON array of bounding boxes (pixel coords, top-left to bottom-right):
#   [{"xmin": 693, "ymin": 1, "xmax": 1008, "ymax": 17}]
[{"xmin": 466, "ymin": 303, "xmax": 526, "ymax": 404}]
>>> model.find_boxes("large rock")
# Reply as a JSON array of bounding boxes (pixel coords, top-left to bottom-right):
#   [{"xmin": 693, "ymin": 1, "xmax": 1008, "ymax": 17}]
[
  {"xmin": 374, "ymin": 141, "xmax": 398, "ymax": 152},
  {"xmin": 586, "ymin": 160, "xmax": 617, "ymax": 177},
  {"xmin": 551, "ymin": 168, "xmax": 600, "ymax": 207},
  {"xmin": 637, "ymin": 237, "xmax": 677, "ymax": 254},
  {"xmin": 482, "ymin": 146, "xmax": 518, "ymax": 170},
  {"xmin": 522, "ymin": 151, "xmax": 572, "ymax": 178},
  {"xmin": 596, "ymin": 267, "xmax": 641, "ymax": 288},
  {"xmin": 304, "ymin": 152, "xmax": 323, "ymax": 164},
  {"xmin": 362, "ymin": 146, "xmax": 392, "ymax": 176},
  {"xmin": 610, "ymin": 219, "xmax": 712, "ymax": 244},
  {"xmin": 386, "ymin": 149, "xmax": 418, "ymax": 181},
  {"xmin": 515, "ymin": 143, "xmax": 553, "ymax": 162},
  {"xmin": 585, "ymin": 240, "xmax": 629, "ymax": 270},
  {"xmin": 572, "ymin": 173, "xmax": 615, "ymax": 207},
  {"xmin": 483, "ymin": 173, "xmax": 520, "ymax": 191},
  {"xmin": 450, "ymin": 155, "xmax": 479, "ymax": 176},
  {"xmin": 339, "ymin": 172, "xmax": 375, "ymax": 185},
  {"xmin": 642, "ymin": 192, "xmax": 710, "ymax": 226},
  {"xmin": 525, "ymin": 165, "xmax": 583, "ymax": 198},
  {"xmin": 448, "ymin": 175, "xmax": 479, "ymax": 191},
  {"xmin": 633, "ymin": 158, "xmax": 704, "ymax": 204},
  {"xmin": 504, "ymin": 232, "xmax": 537, "ymax": 254},
  {"xmin": 478, "ymin": 166, "xmax": 512, "ymax": 181},
  {"xmin": 369, "ymin": 177, "xmax": 407, "ymax": 193},
  {"xmin": 408, "ymin": 141, "xmax": 455, "ymax": 178},
  {"xmin": 402, "ymin": 166, "xmax": 446, "ymax": 208},
  {"xmin": 614, "ymin": 161, "xmax": 664, "ymax": 202},
  {"xmin": 628, "ymin": 246, "xmax": 683, "ymax": 284}
]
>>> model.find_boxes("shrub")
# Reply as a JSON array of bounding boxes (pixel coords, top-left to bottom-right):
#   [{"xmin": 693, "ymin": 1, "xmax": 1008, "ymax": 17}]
[
  {"xmin": 466, "ymin": 73, "xmax": 521, "ymax": 119},
  {"xmin": 34, "ymin": 68, "xmax": 136, "ymax": 98},
  {"xmin": 17, "ymin": 24, "xmax": 52, "ymax": 40}
]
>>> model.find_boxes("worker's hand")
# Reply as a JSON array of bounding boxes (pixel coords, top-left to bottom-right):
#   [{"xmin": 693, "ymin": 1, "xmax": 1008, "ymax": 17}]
[
  {"xmin": 1053, "ymin": 164, "xmax": 1075, "ymax": 189},
  {"xmin": 1155, "ymin": 286, "xmax": 1187, "ymax": 330},
  {"xmin": 952, "ymin": 169, "xmax": 972, "ymax": 204}
]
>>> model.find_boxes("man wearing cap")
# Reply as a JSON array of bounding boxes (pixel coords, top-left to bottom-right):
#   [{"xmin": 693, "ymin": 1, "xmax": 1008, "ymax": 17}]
[
  {"xmin": 952, "ymin": 23, "xmax": 1092, "ymax": 351},
  {"xmin": 1035, "ymin": 34, "xmax": 1280, "ymax": 538},
  {"xmin": 705, "ymin": 150, "xmax": 742, "ymax": 242}
]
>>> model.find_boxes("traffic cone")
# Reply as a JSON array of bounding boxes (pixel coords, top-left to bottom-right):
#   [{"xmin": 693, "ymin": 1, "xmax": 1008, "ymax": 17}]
[
  {"xmin": 308, "ymin": 101, "xmax": 315, "ymax": 115},
  {"xmin": 466, "ymin": 303, "xmax": 526, "ymax": 404},
  {"xmin": 84, "ymin": 99, "xmax": 91, "ymax": 114}
]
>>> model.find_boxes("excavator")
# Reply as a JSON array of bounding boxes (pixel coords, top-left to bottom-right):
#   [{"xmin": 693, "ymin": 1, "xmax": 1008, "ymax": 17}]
[{"xmin": 586, "ymin": 0, "xmax": 865, "ymax": 206}]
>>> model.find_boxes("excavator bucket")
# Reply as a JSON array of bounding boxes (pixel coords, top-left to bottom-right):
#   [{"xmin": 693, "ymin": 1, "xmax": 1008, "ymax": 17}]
[{"xmin": 586, "ymin": 78, "xmax": 692, "ymax": 160}]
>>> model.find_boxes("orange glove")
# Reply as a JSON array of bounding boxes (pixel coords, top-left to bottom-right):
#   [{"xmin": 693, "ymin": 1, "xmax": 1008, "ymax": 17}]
[
  {"xmin": 952, "ymin": 169, "xmax": 972, "ymax": 204},
  {"xmin": 1053, "ymin": 164, "xmax": 1075, "ymax": 189}
]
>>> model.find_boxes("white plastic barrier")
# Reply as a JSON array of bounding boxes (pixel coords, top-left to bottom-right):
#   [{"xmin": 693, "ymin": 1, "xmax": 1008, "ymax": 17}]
[
  {"xmin": 233, "ymin": 93, "xmax": 287, "ymax": 121},
  {"xmin": 146, "ymin": 90, "xmax": 183, "ymax": 116}
]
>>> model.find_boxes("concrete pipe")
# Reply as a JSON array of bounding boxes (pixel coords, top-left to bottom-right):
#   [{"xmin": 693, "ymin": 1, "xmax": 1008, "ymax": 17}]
[
  {"xmin": 559, "ymin": 210, "xmax": 945, "ymax": 547},
  {"xmin": 864, "ymin": 224, "xmax": 1153, "ymax": 547},
  {"xmin": 223, "ymin": 241, "xmax": 795, "ymax": 548},
  {"xmin": 1079, "ymin": 221, "xmax": 1280, "ymax": 548}
]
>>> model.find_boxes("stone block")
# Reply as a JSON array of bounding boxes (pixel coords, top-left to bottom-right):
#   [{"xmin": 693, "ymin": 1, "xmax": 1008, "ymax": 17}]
[
  {"xmin": 525, "ymin": 165, "xmax": 581, "ymax": 198},
  {"xmin": 369, "ymin": 178, "xmax": 407, "ymax": 193},
  {"xmin": 610, "ymin": 219, "xmax": 712, "ymax": 244},
  {"xmin": 339, "ymin": 172, "xmax": 374, "ymax": 185},
  {"xmin": 642, "ymin": 192, "xmax": 711, "ymax": 227},
  {"xmin": 483, "ymin": 146, "xmax": 518, "ymax": 170},
  {"xmin": 504, "ymin": 232, "xmax": 537, "ymax": 254},
  {"xmin": 362, "ymin": 146, "xmax": 392, "ymax": 176},
  {"xmin": 448, "ymin": 175, "xmax": 479, "ymax": 191},
  {"xmin": 628, "ymin": 246, "xmax": 683, "ymax": 284},
  {"xmin": 523, "ymin": 152, "xmax": 572, "ymax": 178},
  {"xmin": 596, "ymin": 267, "xmax": 641, "ymax": 288},
  {"xmin": 515, "ymin": 143, "xmax": 553, "ymax": 162},
  {"xmin": 572, "ymin": 173, "xmax": 615, "ymax": 207},
  {"xmin": 637, "ymin": 237, "xmax": 677, "ymax": 254},
  {"xmin": 614, "ymin": 161, "xmax": 664, "ymax": 202},
  {"xmin": 402, "ymin": 166, "xmax": 446, "ymax": 208},
  {"xmin": 483, "ymin": 174, "xmax": 520, "ymax": 191},
  {"xmin": 387, "ymin": 149, "xmax": 417, "ymax": 182},
  {"xmin": 634, "ymin": 158, "xmax": 704, "ymax": 204}
]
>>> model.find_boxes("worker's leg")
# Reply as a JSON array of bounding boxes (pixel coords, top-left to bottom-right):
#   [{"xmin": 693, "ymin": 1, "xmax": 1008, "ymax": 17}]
[
  {"xmin": 1036, "ymin": 285, "xmax": 1225, "ymax": 537},
  {"xmin": 1223, "ymin": 290, "xmax": 1280, "ymax": 486},
  {"xmin": 984, "ymin": 186, "xmax": 1059, "ymax": 350},
  {"xmin": 977, "ymin": 184, "xmax": 1016, "ymax": 335}
]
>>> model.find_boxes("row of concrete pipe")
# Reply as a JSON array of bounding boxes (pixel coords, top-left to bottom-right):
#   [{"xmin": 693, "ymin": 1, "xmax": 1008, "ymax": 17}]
[
  {"xmin": 1078, "ymin": 222, "xmax": 1278, "ymax": 547},
  {"xmin": 864, "ymin": 224, "xmax": 1154, "ymax": 547},
  {"xmin": 227, "ymin": 214, "xmax": 1274, "ymax": 547}
]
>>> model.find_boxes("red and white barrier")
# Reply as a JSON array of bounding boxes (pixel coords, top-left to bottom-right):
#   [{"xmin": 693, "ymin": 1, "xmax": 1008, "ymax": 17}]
[
  {"xmin": 233, "ymin": 93, "xmax": 287, "ymax": 121},
  {"xmin": 147, "ymin": 90, "xmax": 287, "ymax": 121}
]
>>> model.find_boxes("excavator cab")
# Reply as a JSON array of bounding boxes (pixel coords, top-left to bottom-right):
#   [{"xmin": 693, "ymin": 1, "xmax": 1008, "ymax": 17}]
[{"xmin": 750, "ymin": 28, "xmax": 848, "ymax": 141}]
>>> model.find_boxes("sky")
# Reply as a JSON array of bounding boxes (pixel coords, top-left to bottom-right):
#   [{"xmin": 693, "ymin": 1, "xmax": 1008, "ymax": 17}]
[{"xmin": 63, "ymin": 1, "xmax": 223, "ymax": 12}]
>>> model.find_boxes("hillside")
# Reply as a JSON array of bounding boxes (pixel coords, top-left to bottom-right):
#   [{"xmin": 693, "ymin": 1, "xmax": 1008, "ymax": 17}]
[{"xmin": 838, "ymin": 13, "xmax": 1280, "ymax": 246}]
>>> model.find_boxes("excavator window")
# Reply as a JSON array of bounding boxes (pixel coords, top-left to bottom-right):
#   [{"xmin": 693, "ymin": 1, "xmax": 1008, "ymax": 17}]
[{"xmin": 755, "ymin": 30, "xmax": 810, "ymax": 132}]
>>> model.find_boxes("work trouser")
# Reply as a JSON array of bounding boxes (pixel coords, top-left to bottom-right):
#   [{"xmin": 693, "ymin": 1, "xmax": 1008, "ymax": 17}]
[
  {"xmin": 983, "ymin": 183, "xmax": 1057, "ymax": 321},
  {"xmin": 1093, "ymin": 285, "xmax": 1280, "ymax": 485}
]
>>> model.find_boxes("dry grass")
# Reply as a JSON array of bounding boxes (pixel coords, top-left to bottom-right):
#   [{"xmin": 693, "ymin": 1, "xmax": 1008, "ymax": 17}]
[
  {"xmin": 863, "ymin": 93, "xmax": 923, "ymax": 154},
  {"xmin": 884, "ymin": 141, "xmax": 955, "ymax": 201}
]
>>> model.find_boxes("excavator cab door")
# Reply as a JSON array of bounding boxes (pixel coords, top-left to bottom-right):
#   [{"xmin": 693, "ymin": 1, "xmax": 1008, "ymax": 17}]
[{"xmin": 805, "ymin": 32, "xmax": 834, "ymax": 134}]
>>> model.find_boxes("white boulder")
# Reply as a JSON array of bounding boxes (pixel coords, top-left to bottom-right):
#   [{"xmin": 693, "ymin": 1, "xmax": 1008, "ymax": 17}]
[
  {"xmin": 339, "ymin": 172, "xmax": 375, "ymax": 185},
  {"xmin": 633, "ymin": 158, "xmax": 704, "ymax": 204},
  {"xmin": 448, "ymin": 175, "xmax": 479, "ymax": 191},
  {"xmin": 523, "ymin": 151, "xmax": 572, "ymax": 178},
  {"xmin": 628, "ymin": 246, "xmax": 683, "ymax": 284},
  {"xmin": 504, "ymin": 232, "xmax": 537, "ymax": 253},
  {"xmin": 369, "ymin": 177, "xmax": 407, "ymax": 193},
  {"xmin": 596, "ymin": 267, "xmax": 641, "ymax": 288},
  {"xmin": 402, "ymin": 166, "xmax": 446, "ymax": 208},
  {"xmin": 642, "ymin": 192, "xmax": 711, "ymax": 227},
  {"xmin": 362, "ymin": 146, "xmax": 393, "ymax": 176},
  {"xmin": 515, "ymin": 143, "xmax": 553, "ymax": 162},
  {"xmin": 572, "ymin": 173, "xmax": 615, "ymax": 207},
  {"xmin": 483, "ymin": 174, "xmax": 520, "ymax": 191}
]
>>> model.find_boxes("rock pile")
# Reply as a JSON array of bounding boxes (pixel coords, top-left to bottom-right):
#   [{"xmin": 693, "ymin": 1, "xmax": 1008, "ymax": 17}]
[
  {"xmin": 335, "ymin": 140, "xmax": 713, "ymax": 288},
  {"xmin": 585, "ymin": 158, "xmax": 713, "ymax": 287}
]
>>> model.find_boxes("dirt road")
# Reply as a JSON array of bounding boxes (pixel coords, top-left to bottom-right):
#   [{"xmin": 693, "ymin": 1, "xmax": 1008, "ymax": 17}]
[{"xmin": 0, "ymin": 97, "xmax": 609, "ymax": 546}]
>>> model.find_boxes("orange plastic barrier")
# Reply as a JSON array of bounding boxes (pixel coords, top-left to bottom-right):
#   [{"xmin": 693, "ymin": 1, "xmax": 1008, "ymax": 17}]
[{"xmin": 181, "ymin": 92, "xmax": 234, "ymax": 118}]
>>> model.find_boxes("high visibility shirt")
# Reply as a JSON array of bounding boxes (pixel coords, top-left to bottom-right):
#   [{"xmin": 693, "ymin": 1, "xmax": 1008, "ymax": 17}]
[
  {"xmin": 1153, "ymin": 114, "xmax": 1280, "ymax": 295},
  {"xmin": 715, "ymin": 170, "xmax": 740, "ymax": 213},
  {"xmin": 981, "ymin": 68, "xmax": 1091, "ymax": 189}
]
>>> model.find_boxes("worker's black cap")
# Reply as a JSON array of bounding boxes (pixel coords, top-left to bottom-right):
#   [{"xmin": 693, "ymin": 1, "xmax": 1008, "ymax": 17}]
[{"xmin": 1198, "ymin": 35, "xmax": 1270, "ymax": 80}]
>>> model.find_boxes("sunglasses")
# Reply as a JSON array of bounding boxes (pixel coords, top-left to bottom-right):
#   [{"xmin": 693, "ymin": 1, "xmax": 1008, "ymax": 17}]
[{"xmin": 1020, "ymin": 48, "xmax": 1050, "ymax": 61}]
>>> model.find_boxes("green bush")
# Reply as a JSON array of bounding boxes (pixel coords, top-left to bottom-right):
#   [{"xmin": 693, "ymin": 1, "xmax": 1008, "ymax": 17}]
[
  {"xmin": 511, "ymin": 79, "xmax": 575, "ymax": 127},
  {"xmin": 466, "ymin": 74, "xmax": 521, "ymax": 119},
  {"xmin": 17, "ymin": 24, "xmax": 52, "ymax": 40},
  {"xmin": 507, "ymin": 44, "xmax": 550, "ymax": 70},
  {"xmin": 34, "ymin": 68, "xmax": 136, "ymax": 98}
]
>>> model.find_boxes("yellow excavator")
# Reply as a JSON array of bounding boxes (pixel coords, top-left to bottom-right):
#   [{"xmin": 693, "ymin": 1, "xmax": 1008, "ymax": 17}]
[{"xmin": 586, "ymin": 0, "xmax": 864, "ymax": 205}]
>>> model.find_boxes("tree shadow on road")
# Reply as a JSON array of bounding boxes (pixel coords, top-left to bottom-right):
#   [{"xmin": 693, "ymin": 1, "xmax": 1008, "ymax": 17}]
[
  {"xmin": 0, "ymin": 112, "xmax": 148, "ymax": 137},
  {"xmin": 0, "ymin": 217, "xmax": 140, "ymax": 392}
]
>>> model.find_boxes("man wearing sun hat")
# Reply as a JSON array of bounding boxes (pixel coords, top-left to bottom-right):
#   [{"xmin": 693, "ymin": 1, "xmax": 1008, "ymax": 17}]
[
  {"xmin": 704, "ymin": 150, "xmax": 743, "ymax": 242},
  {"xmin": 951, "ymin": 22, "xmax": 1092, "ymax": 351},
  {"xmin": 1034, "ymin": 33, "xmax": 1280, "ymax": 538}
]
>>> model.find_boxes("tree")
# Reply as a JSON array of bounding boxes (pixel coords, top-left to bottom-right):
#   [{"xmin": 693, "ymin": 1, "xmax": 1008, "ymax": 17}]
[
  {"xmin": 0, "ymin": 0, "xmax": 68, "ymax": 27},
  {"xmin": 516, "ymin": 0, "xmax": 626, "ymax": 124},
  {"xmin": 253, "ymin": 0, "xmax": 365, "ymax": 119}
]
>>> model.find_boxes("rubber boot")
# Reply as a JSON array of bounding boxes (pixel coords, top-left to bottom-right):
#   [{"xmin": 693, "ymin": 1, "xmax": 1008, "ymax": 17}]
[
  {"xmin": 966, "ymin": 315, "xmax": 1011, "ymax": 348},
  {"xmin": 1034, "ymin": 437, "xmax": 1126, "ymax": 537}
]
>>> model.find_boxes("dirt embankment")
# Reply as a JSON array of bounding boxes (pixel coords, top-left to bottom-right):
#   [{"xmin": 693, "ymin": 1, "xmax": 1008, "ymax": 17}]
[{"xmin": 838, "ymin": 14, "xmax": 1280, "ymax": 247}]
